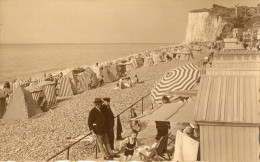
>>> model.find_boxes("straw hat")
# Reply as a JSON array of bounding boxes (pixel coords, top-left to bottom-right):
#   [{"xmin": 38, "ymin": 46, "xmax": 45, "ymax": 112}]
[{"xmin": 190, "ymin": 123, "xmax": 198, "ymax": 129}]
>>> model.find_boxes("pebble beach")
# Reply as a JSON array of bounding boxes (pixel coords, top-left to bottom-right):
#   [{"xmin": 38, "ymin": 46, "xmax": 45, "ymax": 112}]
[{"xmin": 0, "ymin": 46, "xmax": 210, "ymax": 161}]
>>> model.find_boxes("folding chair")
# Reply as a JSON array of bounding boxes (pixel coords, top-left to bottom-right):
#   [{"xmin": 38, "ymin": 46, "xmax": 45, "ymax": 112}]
[{"xmin": 139, "ymin": 133, "xmax": 172, "ymax": 162}]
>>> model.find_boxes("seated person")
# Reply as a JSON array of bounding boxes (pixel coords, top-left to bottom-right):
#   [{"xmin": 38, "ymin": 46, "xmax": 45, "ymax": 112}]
[
  {"xmin": 37, "ymin": 91, "xmax": 48, "ymax": 112},
  {"xmin": 137, "ymin": 139, "xmax": 160, "ymax": 160},
  {"xmin": 123, "ymin": 77, "xmax": 132, "ymax": 88}
]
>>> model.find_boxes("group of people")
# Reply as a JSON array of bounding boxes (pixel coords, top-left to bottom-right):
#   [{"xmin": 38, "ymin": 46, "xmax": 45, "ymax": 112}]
[
  {"xmin": 88, "ymin": 97, "xmax": 119, "ymax": 160},
  {"xmin": 118, "ymin": 74, "xmax": 139, "ymax": 89}
]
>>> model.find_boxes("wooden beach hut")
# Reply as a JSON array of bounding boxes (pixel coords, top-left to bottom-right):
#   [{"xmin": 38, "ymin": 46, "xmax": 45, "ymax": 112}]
[{"xmin": 194, "ymin": 75, "xmax": 260, "ymax": 162}]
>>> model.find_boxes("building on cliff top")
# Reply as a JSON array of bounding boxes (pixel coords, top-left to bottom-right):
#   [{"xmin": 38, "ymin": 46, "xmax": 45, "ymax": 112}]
[{"xmin": 212, "ymin": 4, "xmax": 260, "ymax": 18}]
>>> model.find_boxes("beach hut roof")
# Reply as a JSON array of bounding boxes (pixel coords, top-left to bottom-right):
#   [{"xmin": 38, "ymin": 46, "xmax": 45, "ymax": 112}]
[
  {"xmin": 25, "ymin": 85, "xmax": 43, "ymax": 93},
  {"xmin": 219, "ymin": 50, "xmax": 260, "ymax": 55},
  {"xmin": 194, "ymin": 75, "xmax": 260, "ymax": 125},
  {"xmin": 38, "ymin": 81, "xmax": 55, "ymax": 87}
]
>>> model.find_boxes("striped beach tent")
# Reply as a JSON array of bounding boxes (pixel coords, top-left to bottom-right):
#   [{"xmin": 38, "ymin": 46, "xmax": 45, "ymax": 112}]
[
  {"xmin": 38, "ymin": 81, "xmax": 57, "ymax": 107},
  {"xmin": 58, "ymin": 76, "xmax": 76, "ymax": 97},
  {"xmin": 151, "ymin": 63, "xmax": 200, "ymax": 104},
  {"xmin": 77, "ymin": 68, "xmax": 99, "ymax": 92},
  {"xmin": 25, "ymin": 85, "xmax": 43, "ymax": 102},
  {"xmin": 77, "ymin": 72, "xmax": 87, "ymax": 92}
]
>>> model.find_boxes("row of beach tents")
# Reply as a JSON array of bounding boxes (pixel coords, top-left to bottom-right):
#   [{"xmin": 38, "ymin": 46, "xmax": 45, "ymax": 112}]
[{"xmin": 0, "ymin": 45, "xmax": 202, "ymax": 122}]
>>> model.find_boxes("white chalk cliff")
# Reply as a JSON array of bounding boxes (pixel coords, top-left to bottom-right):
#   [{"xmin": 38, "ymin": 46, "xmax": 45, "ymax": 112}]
[{"xmin": 184, "ymin": 11, "xmax": 228, "ymax": 43}]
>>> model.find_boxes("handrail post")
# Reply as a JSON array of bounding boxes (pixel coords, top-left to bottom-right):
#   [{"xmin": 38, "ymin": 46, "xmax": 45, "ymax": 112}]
[
  {"xmin": 141, "ymin": 97, "xmax": 144, "ymax": 115},
  {"xmin": 66, "ymin": 147, "xmax": 70, "ymax": 160},
  {"xmin": 130, "ymin": 106, "xmax": 133, "ymax": 118},
  {"xmin": 95, "ymin": 139, "xmax": 98, "ymax": 159}
]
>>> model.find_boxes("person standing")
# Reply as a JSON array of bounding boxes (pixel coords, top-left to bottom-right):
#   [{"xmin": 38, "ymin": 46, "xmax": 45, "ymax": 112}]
[
  {"xmin": 101, "ymin": 98, "xmax": 115, "ymax": 150},
  {"xmin": 88, "ymin": 98, "xmax": 119, "ymax": 160}
]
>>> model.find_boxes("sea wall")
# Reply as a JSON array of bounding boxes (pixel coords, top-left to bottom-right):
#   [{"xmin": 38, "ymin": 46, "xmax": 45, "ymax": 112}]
[{"xmin": 184, "ymin": 11, "xmax": 227, "ymax": 43}]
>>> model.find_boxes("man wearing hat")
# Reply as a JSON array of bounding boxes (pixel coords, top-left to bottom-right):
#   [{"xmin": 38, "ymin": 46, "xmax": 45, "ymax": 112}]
[
  {"xmin": 101, "ymin": 97, "xmax": 115, "ymax": 150},
  {"xmin": 88, "ymin": 98, "xmax": 118, "ymax": 160}
]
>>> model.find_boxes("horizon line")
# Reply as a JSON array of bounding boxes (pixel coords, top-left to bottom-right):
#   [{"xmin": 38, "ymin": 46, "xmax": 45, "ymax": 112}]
[{"xmin": 0, "ymin": 42, "xmax": 179, "ymax": 45}]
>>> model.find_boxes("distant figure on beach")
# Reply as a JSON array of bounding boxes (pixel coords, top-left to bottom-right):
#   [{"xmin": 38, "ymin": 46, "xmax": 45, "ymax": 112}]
[
  {"xmin": 132, "ymin": 75, "xmax": 139, "ymax": 84},
  {"xmin": 256, "ymin": 41, "xmax": 260, "ymax": 51},
  {"xmin": 119, "ymin": 130, "xmax": 139, "ymax": 161},
  {"xmin": 101, "ymin": 98, "xmax": 115, "ymax": 150},
  {"xmin": 88, "ymin": 98, "xmax": 119, "ymax": 160},
  {"xmin": 98, "ymin": 75, "xmax": 104, "ymax": 87}
]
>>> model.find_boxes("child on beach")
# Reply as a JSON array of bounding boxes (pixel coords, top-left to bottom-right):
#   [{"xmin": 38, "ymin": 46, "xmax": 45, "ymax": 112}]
[{"xmin": 119, "ymin": 129, "xmax": 139, "ymax": 161}]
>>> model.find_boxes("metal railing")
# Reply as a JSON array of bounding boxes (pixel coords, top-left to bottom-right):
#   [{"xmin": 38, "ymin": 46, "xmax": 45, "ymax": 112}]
[{"xmin": 46, "ymin": 93, "xmax": 151, "ymax": 161}]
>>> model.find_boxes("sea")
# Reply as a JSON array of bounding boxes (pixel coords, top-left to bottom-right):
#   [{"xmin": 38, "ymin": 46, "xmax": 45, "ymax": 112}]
[{"xmin": 0, "ymin": 43, "xmax": 173, "ymax": 85}]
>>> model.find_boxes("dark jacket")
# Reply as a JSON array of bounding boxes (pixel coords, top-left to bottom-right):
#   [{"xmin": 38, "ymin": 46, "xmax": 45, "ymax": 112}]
[
  {"xmin": 155, "ymin": 121, "xmax": 171, "ymax": 140},
  {"xmin": 88, "ymin": 107, "xmax": 107, "ymax": 135},
  {"xmin": 101, "ymin": 104, "xmax": 115, "ymax": 128}
]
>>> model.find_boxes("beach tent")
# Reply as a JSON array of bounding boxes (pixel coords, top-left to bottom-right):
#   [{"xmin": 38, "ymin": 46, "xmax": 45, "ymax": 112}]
[
  {"xmin": 62, "ymin": 69, "xmax": 79, "ymax": 88},
  {"xmin": 77, "ymin": 68, "xmax": 99, "ymax": 92},
  {"xmin": 25, "ymin": 85, "xmax": 43, "ymax": 102},
  {"xmin": 108, "ymin": 64, "xmax": 119, "ymax": 79},
  {"xmin": 152, "ymin": 53, "xmax": 163, "ymax": 65},
  {"xmin": 116, "ymin": 64, "xmax": 126, "ymax": 78},
  {"xmin": 130, "ymin": 58, "xmax": 138, "ymax": 67},
  {"xmin": 37, "ymin": 81, "xmax": 57, "ymax": 107},
  {"xmin": 124, "ymin": 62, "xmax": 134, "ymax": 72},
  {"xmin": 90, "ymin": 65, "xmax": 101, "ymax": 78},
  {"xmin": 131, "ymin": 101, "xmax": 195, "ymax": 123},
  {"xmin": 85, "ymin": 67, "xmax": 99, "ymax": 87},
  {"xmin": 143, "ymin": 57, "xmax": 154, "ymax": 66},
  {"xmin": 3, "ymin": 86, "xmax": 42, "ymax": 121},
  {"xmin": 58, "ymin": 76, "xmax": 76, "ymax": 98},
  {"xmin": 194, "ymin": 75, "xmax": 260, "ymax": 162},
  {"xmin": 0, "ymin": 90, "xmax": 7, "ymax": 119},
  {"xmin": 99, "ymin": 65, "xmax": 118, "ymax": 83},
  {"xmin": 77, "ymin": 72, "xmax": 88, "ymax": 92},
  {"xmin": 151, "ymin": 63, "xmax": 200, "ymax": 104},
  {"xmin": 136, "ymin": 56, "xmax": 144, "ymax": 67}
]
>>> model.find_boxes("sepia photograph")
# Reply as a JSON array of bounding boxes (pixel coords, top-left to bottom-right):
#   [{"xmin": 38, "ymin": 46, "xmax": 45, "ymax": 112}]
[{"xmin": 0, "ymin": 0, "xmax": 260, "ymax": 161}]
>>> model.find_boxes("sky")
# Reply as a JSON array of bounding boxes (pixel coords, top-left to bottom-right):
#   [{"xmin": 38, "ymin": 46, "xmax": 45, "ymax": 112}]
[{"xmin": 0, "ymin": 0, "xmax": 259, "ymax": 44}]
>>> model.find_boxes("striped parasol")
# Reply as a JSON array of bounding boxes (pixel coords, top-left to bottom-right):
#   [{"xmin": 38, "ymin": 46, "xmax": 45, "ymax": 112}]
[{"xmin": 151, "ymin": 63, "xmax": 200, "ymax": 104}]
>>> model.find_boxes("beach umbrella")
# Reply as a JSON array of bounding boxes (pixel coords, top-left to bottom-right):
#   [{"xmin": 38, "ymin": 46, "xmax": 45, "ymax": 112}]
[{"xmin": 151, "ymin": 63, "xmax": 200, "ymax": 104}]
